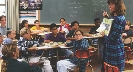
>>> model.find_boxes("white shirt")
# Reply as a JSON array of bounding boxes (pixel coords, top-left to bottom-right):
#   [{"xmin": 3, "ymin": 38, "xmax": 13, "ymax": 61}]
[
  {"xmin": 58, "ymin": 25, "xmax": 69, "ymax": 35},
  {"xmin": 0, "ymin": 44, "xmax": 3, "ymax": 58}
]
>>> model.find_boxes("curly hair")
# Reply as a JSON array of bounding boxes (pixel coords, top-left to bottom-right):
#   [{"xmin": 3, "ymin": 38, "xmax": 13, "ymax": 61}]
[
  {"xmin": 107, "ymin": 0, "xmax": 126, "ymax": 16},
  {"xmin": 1, "ymin": 43, "xmax": 17, "ymax": 72}
]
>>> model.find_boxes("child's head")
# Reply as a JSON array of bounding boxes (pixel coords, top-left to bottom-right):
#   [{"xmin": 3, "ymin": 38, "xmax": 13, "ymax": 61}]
[
  {"xmin": 0, "ymin": 15, "xmax": 6, "ymax": 26},
  {"xmin": 2, "ymin": 43, "xmax": 19, "ymax": 59},
  {"xmin": 20, "ymin": 28, "xmax": 31, "ymax": 40},
  {"xmin": 60, "ymin": 18, "xmax": 66, "ymax": 26},
  {"xmin": 6, "ymin": 30, "xmax": 16, "ymax": 39},
  {"xmin": 20, "ymin": 20, "xmax": 28, "ymax": 29},
  {"xmin": 73, "ymin": 30, "xmax": 83, "ymax": 40},
  {"xmin": 125, "ymin": 21, "xmax": 131, "ymax": 30},
  {"xmin": 107, "ymin": 0, "xmax": 126, "ymax": 16},
  {"xmin": 71, "ymin": 21, "xmax": 79, "ymax": 30},
  {"xmin": 94, "ymin": 18, "xmax": 100, "ymax": 27},
  {"xmin": 34, "ymin": 20, "xmax": 40, "ymax": 27},
  {"xmin": 50, "ymin": 23, "xmax": 58, "ymax": 35},
  {"xmin": 0, "ymin": 35, "xmax": 3, "ymax": 44}
]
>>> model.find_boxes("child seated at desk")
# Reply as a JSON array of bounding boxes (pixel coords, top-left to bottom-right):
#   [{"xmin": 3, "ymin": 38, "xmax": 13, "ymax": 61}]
[
  {"xmin": 1, "ymin": 43, "xmax": 42, "ymax": 72},
  {"xmin": 57, "ymin": 30, "xmax": 89, "ymax": 72},
  {"xmin": 122, "ymin": 20, "xmax": 133, "ymax": 38},
  {"xmin": 18, "ymin": 28, "xmax": 53, "ymax": 72},
  {"xmin": 44, "ymin": 23, "xmax": 72, "ymax": 56},
  {"xmin": 89, "ymin": 18, "xmax": 100, "ymax": 34},
  {"xmin": 30, "ymin": 20, "xmax": 44, "ymax": 34},
  {"xmin": 58, "ymin": 18, "xmax": 69, "ymax": 36},
  {"xmin": 66, "ymin": 21, "xmax": 79, "ymax": 40},
  {"xmin": 3, "ymin": 30, "xmax": 17, "ymax": 44},
  {"xmin": 122, "ymin": 21, "xmax": 133, "ymax": 48},
  {"xmin": 0, "ymin": 35, "xmax": 3, "ymax": 58},
  {"xmin": 20, "ymin": 19, "xmax": 29, "ymax": 31}
]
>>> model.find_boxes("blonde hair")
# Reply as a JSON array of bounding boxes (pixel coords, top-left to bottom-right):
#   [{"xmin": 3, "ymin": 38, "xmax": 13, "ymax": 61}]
[
  {"xmin": 1, "ymin": 43, "xmax": 17, "ymax": 72},
  {"xmin": 20, "ymin": 28, "xmax": 31, "ymax": 36}
]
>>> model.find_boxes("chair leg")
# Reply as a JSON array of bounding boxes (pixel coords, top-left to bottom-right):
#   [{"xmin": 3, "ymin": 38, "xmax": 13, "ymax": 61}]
[{"xmin": 89, "ymin": 65, "xmax": 94, "ymax": 72}]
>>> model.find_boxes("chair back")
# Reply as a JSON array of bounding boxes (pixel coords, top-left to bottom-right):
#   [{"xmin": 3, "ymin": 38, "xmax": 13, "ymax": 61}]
[
  {"xmin": 104, "ymin": 62, "xmax": 119, "ymax": 72},
  {"xmin": 75, "ymin": 49, "xmax": 89, "ymax": 58},
  {"xmin": 123, "ymin": 37, "xmax": 132, "ymax": 44}
]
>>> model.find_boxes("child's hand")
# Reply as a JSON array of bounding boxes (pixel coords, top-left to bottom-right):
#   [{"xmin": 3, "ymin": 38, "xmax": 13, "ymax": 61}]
[
  {"xmin": 60, "ymin": 30, "xmax": 65, "ymax": 33},
  {"xmin": 28, "ymin": 46, "xmax": 37, "ymax": 51},
  {"xmin": 122, "ymin": 33, "xmax": 127, "ymax": 37}
]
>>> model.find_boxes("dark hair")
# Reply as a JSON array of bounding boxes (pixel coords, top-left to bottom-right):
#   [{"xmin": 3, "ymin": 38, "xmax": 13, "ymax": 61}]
[
  {"xmin": 126, "ymin": 21, "xmax": 131, "ymax": 26},
  {"xmin": 107, "ymin": 0, "xmax": 126, "ymax": 16},
  {"xmin": 71, "ymin": 21, "xmax": 79, "ymax": 27},
  {"xmin": 94, "ymin": 18, "xmax": 100, "ymax": 22},
  {"xmin": 0, "ymin": 15, "xmax": 6, "ymax": 21},
  {"xmin": 34, "ymin": 20, "xmax": 39, "ymax": 23},
  {"xmin": 60, "ymin": 18, "xmax": 66, "ymax": 23},
  {"xmin": 50, "ymin": 23, "xmax": 57, "ymax": 30},
  {"xmin": 73, "ymin": 30, "xmax": 84, "ymax": 36},
  {"xmin": 20, "ymin": 20, "xmax": 28, "ymax": 30}
]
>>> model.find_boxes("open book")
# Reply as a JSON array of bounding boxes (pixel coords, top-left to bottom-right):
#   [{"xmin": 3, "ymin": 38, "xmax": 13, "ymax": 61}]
[{"xmin": 96, "ymin": 18, "xmax": 114, "ymax": 36}]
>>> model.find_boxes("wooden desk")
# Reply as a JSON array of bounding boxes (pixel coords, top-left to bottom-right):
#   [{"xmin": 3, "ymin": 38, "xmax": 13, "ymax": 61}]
[{"xmin": 37, "ymin": 45, "xmax": 72, "ymax": 61}]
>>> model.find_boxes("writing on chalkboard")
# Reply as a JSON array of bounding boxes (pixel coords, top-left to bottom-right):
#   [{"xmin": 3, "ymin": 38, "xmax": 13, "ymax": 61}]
[
  {"xmin": 68, "ymin": 1, "xmax": 88, "ymax": 18},
  {"xmin": 93, "ymin": 0, "xmax": 108, "ymax": 12}
]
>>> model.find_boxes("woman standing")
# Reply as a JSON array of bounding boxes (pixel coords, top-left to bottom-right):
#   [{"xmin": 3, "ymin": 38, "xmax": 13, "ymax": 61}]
[{"xmin": 101, "ymin": 0, "xmax": 126, "ymax": 72}]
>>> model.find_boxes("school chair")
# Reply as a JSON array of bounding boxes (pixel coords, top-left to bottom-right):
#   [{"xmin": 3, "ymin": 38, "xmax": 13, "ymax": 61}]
[
  {"xmin": 123, "ymin": 37, "xmax": 133, "ymax": 61},
  {"xmin": 104, "ymin": 62, "xmax": 119, "ymax": 72},
  {"xmin": 68, "ymin": 49, "xmax": 94, "ymax": 72},
  {"xmin": 124, "ymin": 46, "xmax": 132, "ymax": 61}
]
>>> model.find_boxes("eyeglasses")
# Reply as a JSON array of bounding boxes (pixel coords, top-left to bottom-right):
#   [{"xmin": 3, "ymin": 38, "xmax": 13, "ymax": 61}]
[
  {"xmin": 75, "ymin": 34, "xmax": 82, "ymax": 36},
  {"xmin": 52, "ymin": 28, "xmax": 57, "ymax": 30}
]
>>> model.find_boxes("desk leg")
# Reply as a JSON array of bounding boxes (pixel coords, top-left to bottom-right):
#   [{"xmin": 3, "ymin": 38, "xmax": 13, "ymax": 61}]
[
  {"xmin": 98, "ymin": 40, "xmax": 100, "ymax": 60},
  {"xmin": 39, "ymin": 50, "xmax": 45, "ymax": 62},
  {"xmin": 57, "ymin": 49, "xmax": 59, "ymax": 61}
]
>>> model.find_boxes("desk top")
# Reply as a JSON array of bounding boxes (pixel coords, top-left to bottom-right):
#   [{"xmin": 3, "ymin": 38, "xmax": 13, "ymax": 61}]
[
  {"xmin": 38, "ymin": 32, "xmax": 52, "ymax": 35},
  {"xmin": 37, "ymin": 46, "xmax": 72, "ymax": 50},
  {"xmin": 83, "ymin": 36, "xmax": 103, "ymax": 39}
]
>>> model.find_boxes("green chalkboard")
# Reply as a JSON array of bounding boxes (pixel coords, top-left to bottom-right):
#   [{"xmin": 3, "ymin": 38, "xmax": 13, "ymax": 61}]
[
  {"xmin": 123, "ymin": 0, "xmax": 133, "ymax": 24},
  {"xmin": 40, "ymin": 0, "xmax": 133, "ymax": 24}
]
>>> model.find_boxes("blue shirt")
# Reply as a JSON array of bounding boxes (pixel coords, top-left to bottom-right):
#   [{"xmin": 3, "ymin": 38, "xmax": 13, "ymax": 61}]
[
  {"xmin": 3, "ymin": 38, "xmax": 12, "ymax": 44},
  {"xmin": 44, "ymin": 33, "xmax": 66, "ymax": 42},
  {"xmin": 67, "ymin": 38, "xmax": 89, "ymax": 72},
  {"xmin": 0, "ymin": 26, "xmax": 7, "ymax": 35}
]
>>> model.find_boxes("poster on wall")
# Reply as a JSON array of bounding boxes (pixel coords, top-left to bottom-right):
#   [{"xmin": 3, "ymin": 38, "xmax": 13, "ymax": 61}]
[{"xmin": 19, "ymin": 10, "xmax": 38, "ymax": 24}]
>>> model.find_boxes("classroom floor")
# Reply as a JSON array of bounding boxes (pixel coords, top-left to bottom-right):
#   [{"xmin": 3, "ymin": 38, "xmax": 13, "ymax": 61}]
[
  {"xmin": 51, "ymin": 49, "xmax": 133, "ymax": 72},
  {"xmin": 84, "ymin": 51, "xmax": 133, "ymax": 72}
]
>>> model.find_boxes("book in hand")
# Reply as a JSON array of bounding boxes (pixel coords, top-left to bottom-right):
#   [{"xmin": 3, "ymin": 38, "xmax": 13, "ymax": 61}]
[{"xmin": 96, "ymin": 18, "xmax": 114, "ymax": 36}]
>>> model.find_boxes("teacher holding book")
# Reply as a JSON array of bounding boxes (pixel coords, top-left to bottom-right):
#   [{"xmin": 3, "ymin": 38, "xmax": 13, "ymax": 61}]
[{"xmin": 100, "ymin": 0, "xmax": 126, "ymax": 72}]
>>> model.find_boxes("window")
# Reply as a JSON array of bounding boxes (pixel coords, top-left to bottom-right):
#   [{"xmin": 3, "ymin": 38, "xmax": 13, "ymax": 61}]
[
  {"xmin": 0, "ymin": 0, "xmax": 5, "ymax": 4},
  {"xmin": 0, "ymin": 0, "xmax": 6, "ymax": 16},
  {"xmin": 0, "ymin": 6, "xmax": 5, "ymax": 15}
]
